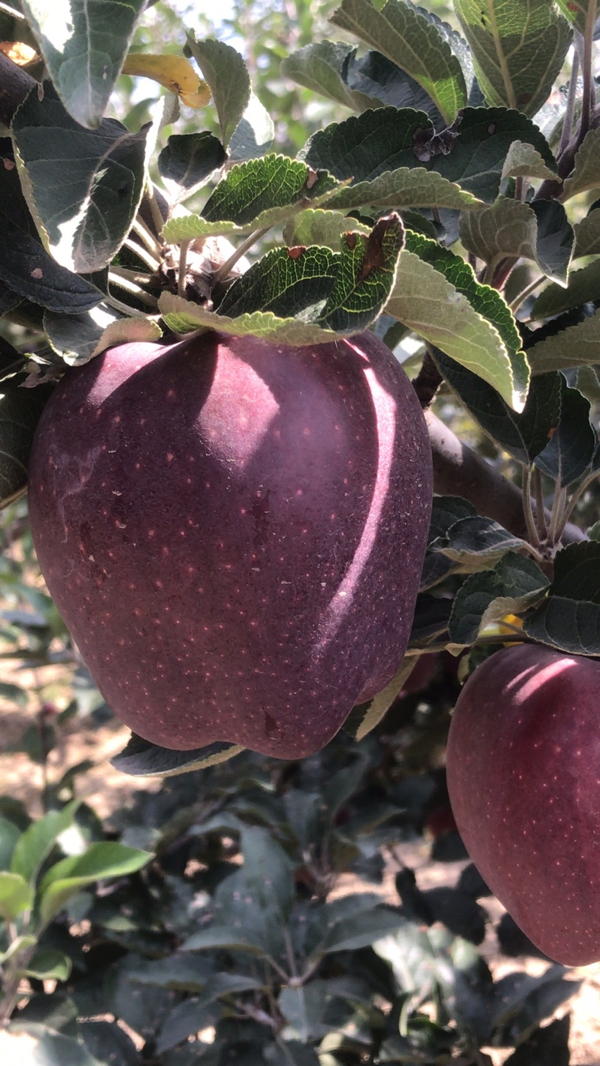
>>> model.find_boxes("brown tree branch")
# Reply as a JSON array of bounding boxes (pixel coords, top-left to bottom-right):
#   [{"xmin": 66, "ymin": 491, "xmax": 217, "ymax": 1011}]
[{"xmin": 426, "ymin": 409, "xmax": 586, "ymax": 545}]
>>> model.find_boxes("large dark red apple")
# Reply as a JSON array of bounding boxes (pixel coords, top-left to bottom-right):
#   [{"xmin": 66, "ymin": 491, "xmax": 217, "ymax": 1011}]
[
  {"xmin": 446, "ymin": 643, "xmax": 600, "ymax": 966},
  {"xmin": 27, "ymin": 329, "xmax": 432, "ymax": 759}
]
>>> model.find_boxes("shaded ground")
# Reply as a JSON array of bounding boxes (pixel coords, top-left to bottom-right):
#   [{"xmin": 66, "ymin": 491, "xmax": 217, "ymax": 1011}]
[{"xmin": 0, "ymin": 692, "xmax": 599, "ymax": 1065}]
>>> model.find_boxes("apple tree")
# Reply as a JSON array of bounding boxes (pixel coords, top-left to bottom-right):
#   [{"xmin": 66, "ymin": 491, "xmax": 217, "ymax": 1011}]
[{"xmin": 0, "ymin": 0, "xmax": 599, "ymax": 1062}]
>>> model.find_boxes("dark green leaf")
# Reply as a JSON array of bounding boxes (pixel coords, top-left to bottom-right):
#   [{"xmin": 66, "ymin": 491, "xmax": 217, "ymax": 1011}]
[
  {"xmin": 0, "ymin": 376, "xmax": 54, "ymax": 508},
  {"xmin": 20, "ymin": 0, "xmax": 146, "ymax": 128},
  {"xmin": 158, "ymin": 132, "xmax": 227, "ymax": 191},
  {"xmin": 129, "ymin": 955, "xmax": 216, "ymax": 991},
  {"xmin": 430, "ymin": 515, "xmax": 530, "ymax": 571},
  {"xmin": 179, "ymin": 926, "xmax": 267, "ymax": 956},
  {"xmin": 25, "ymin": 948, "xmax": 73, "ymax": 982},
  {"xmin": 530, "ymin": 200, "xmax": 574, "ymax": 286},
  {"xmin": 534, "ymin": 379, "xmax": 596, "ymax": 487},
  {"xmin": 309, "ymin": 902, "xmax": 405, "ymax": 959},
  {"xmin": 433, "ymin": 351, "xmax": 560, "ymax": 464},
  {"xmin": 80, "ymin": 1020, "xmax": 139, "ymax": 1066},
  {"xmin": 303, "ymin": 106, "xmax": 434, "ymax": 182},
  {"xmin": 448, "ymin": 553, "xmax": 550, "ymax": 646},
  {"xmin": 527, "ymin": 309, "xmax": 600, "ymax": 373},
  {"xmin": 573, "ymin": 207, "xmax": 600, "ymax": 257},
  {"xmin": 157, "ymin": 1002, "xmax": 220, "ymax": 1054},
  {"xmin": 428, "ymin": 495, "xmax": 478, "ymax": 541},
  {"xmin": 523, "ymin": 542, "xmax": 600, "ymax": 654},
  {"xmin": 532, "ymin": 259, "xmax": 600, "ymax": 320},
  {"xmin": 6, "ymin": 1024, "xmax": 97, "ymax": 1065},
  {"xmin": 503, "ymin": 1015, "xmax": 571, "ymax": 1066},
  {"xmin": 217, "ymin": 245, "xmax": 338, "ymax": 320},
  {"xmin": 12, "ymin": 82, "xmax": 149, "ymax": 273},
  {"xmin": 110, "ymin": 731, "xmax": 244, "ymax": 777}
]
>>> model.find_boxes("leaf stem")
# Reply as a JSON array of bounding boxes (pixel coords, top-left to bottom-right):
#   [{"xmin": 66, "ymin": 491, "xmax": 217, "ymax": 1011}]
[
  {"xmin": 211, "ymin": 226, "xmax": 271, "ymax": 286},
  {"xmin": 123, "ymin": 238, "xmax": 160, "ymax": 273},
  {"xmin": 575, "ymin": 19, "xmax": 595, "ymax": 148},
  {"xmin": 103, "ymin": 293, "xmax": 151, "ymax": 319},
  {"xmin": 131, "ymin": 217, "xmax": 164, "ymax": 260},
  {"xmin": 559, "ymin": 49, "xmax": 580, "ymax": 156},
  {"xmin": 533, "ymin": 467, "xmax": 548, "ymax": 541},
  {"xmin": 548, "ymin": 483, "xmax": 569, "ymax": 547},
  {"xmin": 177, "ymin": 239, "xmax": 191, "ymax": 298},
  {"xmin": 108, "ymin": 270, "xmax": 158, "ymax": 307},
  {"xmin": 0, "ymin": 1, "xmax": 25, "ymax": 18},
  {"xmin": 557, "ymin": 468, "xmax": 600, "ymax": 539},
  {"xmin": 508, "ymin": 273, "xmax": 545, "ymax": 313},
  {"xmin": 521, "ymin": 465, "xmax": 541, "ymax": 548}
]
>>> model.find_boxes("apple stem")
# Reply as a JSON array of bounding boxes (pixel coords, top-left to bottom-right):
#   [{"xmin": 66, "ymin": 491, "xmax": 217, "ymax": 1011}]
[{"xmin": 212, "ymin": 226, "xmax": 272, "ymax": 286}]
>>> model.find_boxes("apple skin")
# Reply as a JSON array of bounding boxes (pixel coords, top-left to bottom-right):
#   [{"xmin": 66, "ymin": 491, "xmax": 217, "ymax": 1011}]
[
  {"xmin": 27, "ymin": 329, "xmax": 432, "ymax": 759},
  {"xmin": 446, "ymin": 643, "xmax": 600, "ymax": 966}
]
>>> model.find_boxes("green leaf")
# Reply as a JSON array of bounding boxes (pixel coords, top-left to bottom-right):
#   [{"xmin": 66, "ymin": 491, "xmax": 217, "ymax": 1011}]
[
  {"xmin": 241, "ymin": 826, "xmax": 295, "ymax": 922},
  {"xmin": 12, "ymin": 82, "xmax": 149, "ymax": 274},
  {"xmin": 44, "ymin": 308, "xmax": 162, "ymax": 366},
  {"xmin": 324, "ymin": 166, "xmax": 485, "ymax": 212},
  {"xmin": 186, "ymin": 37, "xmax": 250, "ymax": 148},
  {"xmin": 448, "ymin": 553, "xmax": 549, "ymax": 646},
  {"xmin": 202, "ymin": 154, "xmax": 335, "ymax": 226},
  {"xmin": 11, "ymin": 799, "xmax": 80, "ymax": 884},
  {"xmin": 316, "ymin": 213, "xmax": 405, "ymax": 332},
  {"xmin": 433, "ymin": 352, "xmax": 561, "ymax": 464},
  {"xmin": 283, "ymin": 209, "xmax": 371, "ymax": 249},
  {"xmin": 343, "ymin": 656, "xmax": 417, "ymax": 741},
  {"xmin": 562, "ymin": 129, "xmax": 600, "ymax": 200},
  {"xmin": 0, "ymin": 817, "xmax": 21, "ymax": 871},
  {"xmin": 459, "ymin": 198, "xmax": 538, "ymax": 277},
  {"xmin": 523, "ymin": 542, "xmax": 600, "ymax": 655},
  {"xmin": 25, "ymin": 948, "xmax": 73, "ymax": 982},
  {"xmin": 216, "ymin": 244, "xmax": 338, "ymax": 320},
  {"xmin": 158, "ymin": 293, "xmax": 341, "ymax": 345},
  {"xmin": 573, "ymin": 207, "xmax": 600, "ymax": 257},
  {"xmin": 534, "ymin": 379, "xmax": 596, "ymax": 487},
  {"xmin": 330, "ymin": 0, "xmax": 468, "ymax": 123},
  {"xmin": 303, "ymin": 105, "xmax": 430, "ymax": 179},
  {"xmin": 387, "ymin": 251, "xmax": 524, "ymax": 410},
  {"xmin": 39, "ymin": 843, "xmax": 153, "ymax": 924},
  {"xmin": 0, "ymin": 681, "xmax": 28, "ymax": 707},
  {"xmin": 527, "ymin": 309, "xmax": 600, "ymax": 373},
  {"xmin": 281, "ymin": 42, "xmax": 383, "ymax": 111},
  {"xmin": 501, "ymin": 140, "xmax": 558, "ymax": 182},
  {"xmin": 0, "ymin": 377, "xmax": 54, "ymax": 508},
  {"xmin": 158, "ymin": 132, "xmax": 227, "ymax": 193},
  {"xmin": 128, "ymin": 955, "xmax": 216, "ymax": 992},
  {"xmin": 403, "ymin": 229, "xmax": 525, "ymax": 368},
  {"xmin": 228, "ymin": 91, "xmax": 275, "ymax": 162},
  {"xmin": 0, "ymin": 870, "xmax": 34, "ymax": 919},
  {"xmin": 532, "ymin": 260, "xmax": 600, "ymax": 320},
  {"xmin": 20, "ymin": 0, "xmax": 146, "ymax": 129},
  {"xmin": 454, "ymin": 0, "xmax": 572, "ymax": 116},
  {"xmin": 554, "ymin": 0, "xmax": 597, "ymax": 37},
  {"xmin": 110, "ymin": 732, "xmax": 244, "ymax": 777}
]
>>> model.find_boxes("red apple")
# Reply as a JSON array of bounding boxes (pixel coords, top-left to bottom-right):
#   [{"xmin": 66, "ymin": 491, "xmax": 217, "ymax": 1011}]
[
  {"xmin": 27, "ymin": 329, "xmax": 432, "ymax": 759},
  {"xmin": 446, "ymin": 643, "xmax": 600, "ymax": 966}
]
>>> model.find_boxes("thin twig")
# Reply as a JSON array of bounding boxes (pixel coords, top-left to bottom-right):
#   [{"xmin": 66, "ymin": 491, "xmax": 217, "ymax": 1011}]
[
  {"xmin": 533, "ymin": 467, "xmax": 548, "ymax": 541},
  {"xmin": 509, "ymin": 274, "xmax": 545, "ymax": 313},
  {"xmin": 548, "ymin": 484, "xmax": 569, "ymax": 547},
  {"xmin": 103, "ymin": 292, "xmax": 152, "ymax": 318},
  {"xmin": 557, "ymin": 469, "xmax": 600, "ymax": 539}
]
